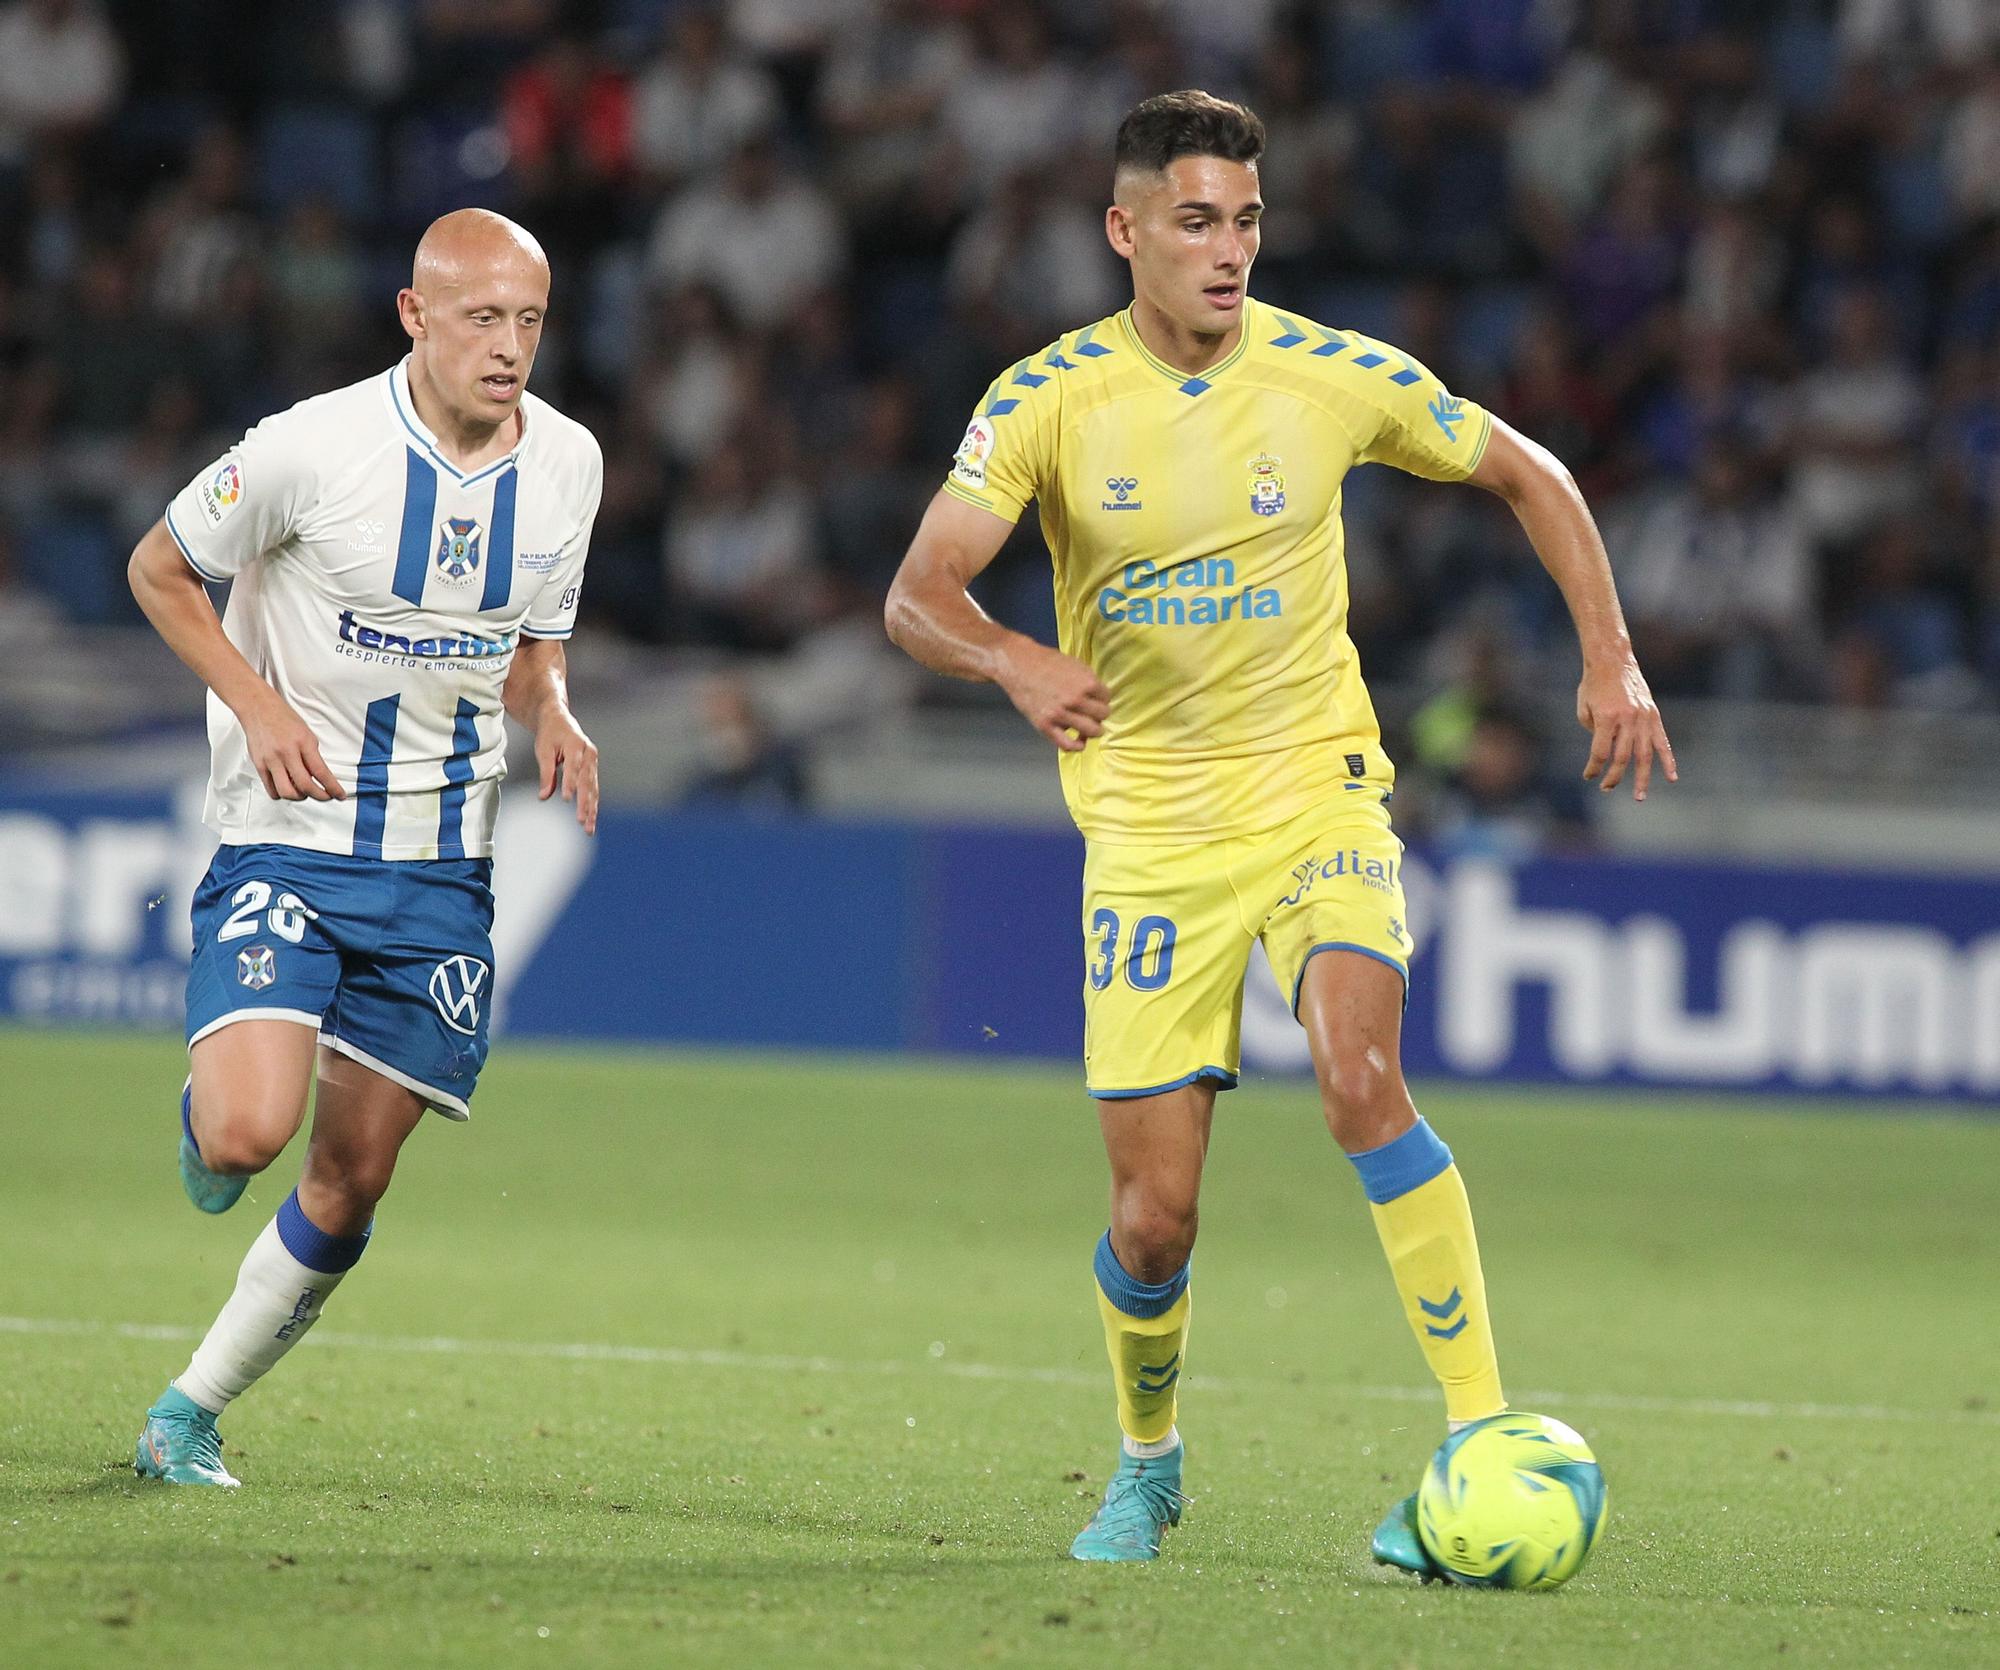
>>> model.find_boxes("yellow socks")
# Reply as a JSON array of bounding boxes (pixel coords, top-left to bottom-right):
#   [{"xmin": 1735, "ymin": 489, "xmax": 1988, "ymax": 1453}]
[
  {"xmin": 1350, "ymin": 1119, "xmax": 1504, "ymax": 1425},
  {"xmin": 1092, "ymin": 1231, "xmax": 1190, "ymax": 1447}
]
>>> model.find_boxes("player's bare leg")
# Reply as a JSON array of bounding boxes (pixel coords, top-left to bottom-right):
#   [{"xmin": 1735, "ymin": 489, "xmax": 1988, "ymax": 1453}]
[
  {"xmin": 139, "ymin": 1050, "xmax": 426, "ymax": 1486},
  {"xmin": 1296, "ymin": 949, "xmax": 1505, "ymax": 1574},
  {"xmin": 1071, "ymin": 1082, "xmax": 1212, "ymax": 1561},
  {"xmin": 180, "ymin": 1019, "xmax": 318, "ymax": 1211},
  {"xmin": 296, "ymin": 1046, "xmax": 429, "ymax": 1235}
]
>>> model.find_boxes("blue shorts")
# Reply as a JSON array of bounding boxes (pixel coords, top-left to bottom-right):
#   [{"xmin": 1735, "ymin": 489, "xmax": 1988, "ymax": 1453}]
[{"xmin": 185, "ymin": 842, "xmax": 496, "ymax": 1119}]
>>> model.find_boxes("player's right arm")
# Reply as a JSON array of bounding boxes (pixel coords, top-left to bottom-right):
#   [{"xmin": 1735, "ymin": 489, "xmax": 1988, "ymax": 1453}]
[
  {"xmin": 884, "ymin": 489, "xmax": 1109, "ymax": 753},
  {"xmin": 130, "ymin": 427, "xmax": 346, "ymax": 802},
  {"xmin": 128, "ymin": 523, "xmax": 343, "ymax": 802}
]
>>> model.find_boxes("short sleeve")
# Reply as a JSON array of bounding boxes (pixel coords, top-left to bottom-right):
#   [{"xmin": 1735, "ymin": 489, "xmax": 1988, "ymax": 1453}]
[
  {"xmin": 938, "ymin": 362, "xmax": 1056, "ymax": 525},
  {"xmin": 1350, "ymin": 336, "xmax": 1494, "ymax": 483},
  {"xmin": 163, "ymin": 418, "xmax": 313, "ymax": 582},
  {"xmin": 522, "ymin": 452, "xmax": 602, "ymax": 641}
]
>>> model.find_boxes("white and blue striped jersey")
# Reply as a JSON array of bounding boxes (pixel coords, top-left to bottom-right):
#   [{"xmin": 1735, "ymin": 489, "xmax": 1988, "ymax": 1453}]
[{"xmin": 165, "ymin": 359, "xmax": 601, "ymax": 861}]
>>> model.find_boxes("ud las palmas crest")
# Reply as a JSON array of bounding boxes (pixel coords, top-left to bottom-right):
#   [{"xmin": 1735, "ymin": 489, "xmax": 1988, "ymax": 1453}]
[
  {"xmin": 1248, "ymin": 452, "xmax": 1286, "ymax": 516},
  {"xmin": 435, "ymin": 516, "xmax": 484, "ymax": 584}
]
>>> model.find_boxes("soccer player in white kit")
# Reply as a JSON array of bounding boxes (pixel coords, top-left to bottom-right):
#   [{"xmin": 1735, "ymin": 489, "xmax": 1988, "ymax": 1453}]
[{"xmin": 125, "ymin": 210, "xmax": 602, "ymax": 1486}]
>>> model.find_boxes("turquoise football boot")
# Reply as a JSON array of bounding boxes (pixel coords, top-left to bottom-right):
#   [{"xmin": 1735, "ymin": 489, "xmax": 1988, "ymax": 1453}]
[
  {"xmin": 179, "ymin": 1079, "xmax": 248, "ymax": 1214},
  {"xmin": 1069, "ymin": 1443, "xmax": 1185, "ymax": 1562},
  {"xmin": 134, "ymin": 1385, "xmax": 240, "ymax": 1487},
  {"xmin": 1371, "ymin": 1492, "xmax": 1445, "ymax": 1580}
]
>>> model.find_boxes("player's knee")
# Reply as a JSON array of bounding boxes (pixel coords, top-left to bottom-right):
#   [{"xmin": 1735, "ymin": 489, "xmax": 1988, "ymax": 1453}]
[
  {"xmin": 1113, "ymin": 1188, "xmax": 1200, "ymax": 1278},
  {"xmin": 301, "ymin": 1146, "xmax": 399, "ymax": 1218},
  {"xmin": 192, "ymin": 1097, "xmax": 298, "ymax": 1176},
  {"xmin": 1316, "ymin": 1051, "xmax": 1413, "ymax": 1154}
]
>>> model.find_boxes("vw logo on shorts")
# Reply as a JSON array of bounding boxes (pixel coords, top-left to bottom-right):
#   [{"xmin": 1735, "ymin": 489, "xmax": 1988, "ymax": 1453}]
[
  {"xmin": 428, "ymin": 954, "xmax": 491, "ymax": 1035},
  {"xmin": 237, "ymin": 945, "xmax": 277, "ymax": 990}
]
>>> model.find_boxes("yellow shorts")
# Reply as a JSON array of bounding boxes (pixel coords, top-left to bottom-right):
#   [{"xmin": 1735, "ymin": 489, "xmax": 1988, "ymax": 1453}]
[{"xmin": 1081, "ymin": 795, "xmax": 1412, "ymax": 1098}]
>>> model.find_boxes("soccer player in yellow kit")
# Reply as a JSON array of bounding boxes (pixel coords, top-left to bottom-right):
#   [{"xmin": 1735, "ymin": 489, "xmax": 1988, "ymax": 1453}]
[{"xmin": 885, "ymin": 91, "xmax": 1675, "ymax": 1568}]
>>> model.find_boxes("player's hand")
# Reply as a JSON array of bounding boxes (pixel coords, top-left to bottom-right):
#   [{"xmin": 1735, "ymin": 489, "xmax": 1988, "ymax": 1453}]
[
  {"xmin": 995, "ymin": 637, "xmax": 1110, "ymax": 752},
  {"xmin": 1578, "ymin": 655, "xmax": 1677, "ymax": 801},
  {"xmin": 536, "ymin": 707, "xmax": 599, "ymax": 834},
  {"xmin": 239, "ymin": 689, "xmax": 345, "ymax": 802}
]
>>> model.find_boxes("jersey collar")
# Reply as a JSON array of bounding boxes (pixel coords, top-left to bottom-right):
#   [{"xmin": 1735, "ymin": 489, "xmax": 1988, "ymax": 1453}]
[
  {"xmin": 1117, "ymin": 300, "xmax": 1255, "ymax": 396},
  {"xmin": 387, "ymin": 358, "xmax": 531, "ymax": 486}
]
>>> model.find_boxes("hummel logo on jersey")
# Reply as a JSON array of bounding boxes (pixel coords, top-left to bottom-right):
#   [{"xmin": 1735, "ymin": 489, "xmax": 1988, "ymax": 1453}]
[
  {"xmin": 1428, "ymin": 394, "xmax": 1467, "ymax": 442},
  {"xmin": 429, "ymin": 954, "xmax": 490, "ymax": 1035},
  {"xmin": 348, "ymin": 517, "xmax": 385, "ymax": 552},
  {"xmin": 436, "ymin": 516, "xmax": 484, "ymax": 584},
  {"xmin": 1102, "ymin": 476, "xmax": 1142, "ymax": 511}
]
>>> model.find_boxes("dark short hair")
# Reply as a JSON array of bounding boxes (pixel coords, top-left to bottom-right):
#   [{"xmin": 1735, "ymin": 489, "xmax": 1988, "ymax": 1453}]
[{"xmin": 1114, "ymin": 90, "xmax": 1265, "ymax": 175}]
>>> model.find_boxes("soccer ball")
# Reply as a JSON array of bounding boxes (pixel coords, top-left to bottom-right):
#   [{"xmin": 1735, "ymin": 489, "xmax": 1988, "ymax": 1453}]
[{"xmin": 1416, "ymin": 1412, "xmax": 1608, "ymax": 1591}]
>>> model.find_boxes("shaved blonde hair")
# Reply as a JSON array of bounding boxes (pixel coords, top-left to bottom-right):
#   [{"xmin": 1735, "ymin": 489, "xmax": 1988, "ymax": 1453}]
[{"xmin": 411, "ymin": 208, "xmax": 549, "ymax": 297}]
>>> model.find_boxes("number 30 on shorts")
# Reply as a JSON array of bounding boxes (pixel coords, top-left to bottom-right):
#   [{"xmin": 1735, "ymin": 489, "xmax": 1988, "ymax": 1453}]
[{"xmin": 1089, "ymin": 909, "xmax": 1177, "ymax": 992}]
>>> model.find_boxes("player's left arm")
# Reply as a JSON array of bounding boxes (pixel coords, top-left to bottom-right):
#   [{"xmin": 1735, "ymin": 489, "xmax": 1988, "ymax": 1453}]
[
  {"xmin": 1466, "ymin": 417, "xmax": 1679, "ymax": 801},
  {"xmin": 505, "ymin": 637, "xmax": 598, "ymax": 835}
]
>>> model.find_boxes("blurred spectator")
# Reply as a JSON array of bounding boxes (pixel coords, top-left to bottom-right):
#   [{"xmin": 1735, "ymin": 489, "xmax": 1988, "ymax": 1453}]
[
  {"xmin": 632, "ymin": 7, "xmax": 781, "ymax": 187},
  {"xmin": 1831, "ymin": 520, "xmax": 1980, "ymax": 708},
  {"xmin": 141, "ymin": 126, "xmax": 260, "ymax": 324},
  {"xmin": 939, "ymin": 7, "xmax": 1082, "ymax": 200},
  {"xmin": 0, "ymin": 0, "xmax": 123, "ymax": 163},
  {"xmin": 1786, "ymin": 286, "xmax": 1924, "ymax": 550},
  {"xmin": 947, "ymin": 167, "xmax": 1121, "ymax": 341},
  {"xmin": 646, "ymin": 136, "xmax": 845, "ymax": 329},
  {"xmin": 819, "ymin": 377, "xmax": 930, "ymax": 609},
  {"xmin": 819, "ymin": 0, "xmax": 971, "ymax": 227},
  {"xmin": 1425, "ymin": 703, "xmax": 1594, "ymax": 863},
  {"xmin": 1508, "ymin": 39, "xmax": 1664, "ymax": 252},
  {"xmin": 503, "ymin": 33, "xmax": 634, "ymax": 201},
  {"xmin": 1837, "ymin": 0, "xmax": 1994, "ymax": 70},
  {"xmin": 1559, "ymin": 154, "xmax": 1684, "ymax": 355},
  {"xmin": 1680, "ymin": 199, "xmax": 1784, "ymax": 341},
  {"xmin": 664, "ymin": 429, "xmax": 829, "ymax": 652},
  {"xmin": 1941, "ymin": 51, "xmax": 2000, "ymax": 223},
  {"xmin": 677, "ymin": 673, "xmax": 811, "ymax": 808},
  {"xmin": 635, "ymin": 284, "xmax": 761, "ymax": 470},
  {"xmin": 1606, "ymin": 442, "xmax": 1819, "ymax": 700}
]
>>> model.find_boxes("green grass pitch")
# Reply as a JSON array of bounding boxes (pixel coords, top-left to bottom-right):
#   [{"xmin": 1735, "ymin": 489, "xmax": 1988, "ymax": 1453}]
[{"xmin": 1, "ymin": 1028, "xmax": 1995, "ymax": 1668}]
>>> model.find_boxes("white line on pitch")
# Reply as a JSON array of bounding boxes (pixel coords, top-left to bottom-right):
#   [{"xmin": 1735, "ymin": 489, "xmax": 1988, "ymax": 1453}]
[{"xmin": 4, "ymin": 1314, "xmax": 1994, "ymax": 1429}]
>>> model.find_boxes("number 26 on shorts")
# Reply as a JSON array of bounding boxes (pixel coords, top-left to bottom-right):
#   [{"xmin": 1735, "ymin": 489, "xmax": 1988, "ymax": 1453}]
[{"xmin": 1089, "ymin": 908, "xmax": 1177, "ymax": 992}]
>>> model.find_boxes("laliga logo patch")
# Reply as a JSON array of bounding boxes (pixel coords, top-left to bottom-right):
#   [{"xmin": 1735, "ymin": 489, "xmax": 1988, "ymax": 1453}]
[
  {"xmin": 236, "ymin": 944, "xmax": 277, "ymax": 990},
  {"xmin": 200, "ymin": 458, "xmax": 245, "ymax": 527},
  {"xmin": 1247, "ymin": 452, "xmax": 1286, "ymax": 517},
  {"xmin": 435, "ymin": 516, "xmax": 484, "ymax": 585},
  {"xmin": 952, "ymin": 418, "xmax": 994, "ymax": 490},
  {"xmin": 429, "ymin": 954, "xmax": 490, "ymax": 1035}
]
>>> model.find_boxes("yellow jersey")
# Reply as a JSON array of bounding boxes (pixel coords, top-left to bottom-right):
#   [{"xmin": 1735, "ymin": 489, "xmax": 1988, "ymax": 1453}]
[{"xmin": 941, "ymin": 296, "xmax": 1493, "ymax": 844}]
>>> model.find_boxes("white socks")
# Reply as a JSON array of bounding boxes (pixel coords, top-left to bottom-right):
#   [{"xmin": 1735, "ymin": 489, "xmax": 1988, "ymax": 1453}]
[
  {"xmin": 176, "ymin": 1190, "xmax": 370, "ymax": 1414},
  {"xmin": 1122, "ymin": 1425, "xmax": 1182, "ymax": 1460}
]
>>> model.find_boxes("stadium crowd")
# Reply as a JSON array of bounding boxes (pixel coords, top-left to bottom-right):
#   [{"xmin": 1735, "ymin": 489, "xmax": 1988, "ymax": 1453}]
[{"xmin": 5, "ymin": 0, "xmax": 2000, "ymax": 759}]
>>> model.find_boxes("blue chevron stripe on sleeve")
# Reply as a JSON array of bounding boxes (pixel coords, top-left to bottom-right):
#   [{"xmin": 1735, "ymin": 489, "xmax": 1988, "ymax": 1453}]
[
  {"xmin": 1352, "ymin": 350, "xmax": 1387, "ymax": 369},
  {"xmin": 1424, "ymin": 1315, "xmax": 1471, "ymax": 1341},
  {"xmin": 1010, "ymin": 361, "xmax": 1047, "ymax": 389},
  {"xmin": 1045, "ymin": 348, "xmax": 1075, "ymax": 371},
  {"xmin": 1072, "ymin": 323, "xmax": 1113, "ymax": 357},
  {"xmin": 1269, "ymin": 313, "xmax": 1308, "ymax": 349},
  {"xmin": 1309, "ymin": 324, "xmax": 1348, "ymax": 356},
  {"xmin": 1418, "ymin": 1288, "xmax": 1463, "ymax": 1319},
  {"xmin": 982, "ymin": 396, "xmax": 1019, "ymax": 417}
]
